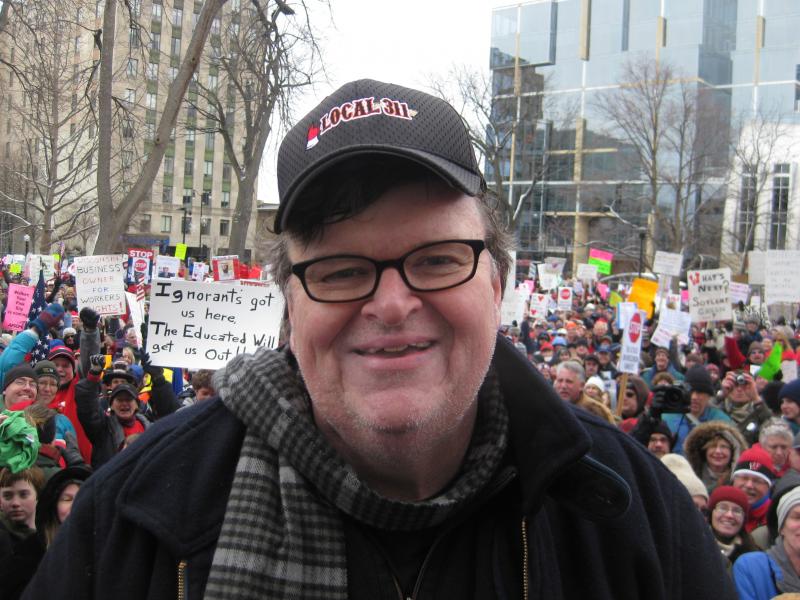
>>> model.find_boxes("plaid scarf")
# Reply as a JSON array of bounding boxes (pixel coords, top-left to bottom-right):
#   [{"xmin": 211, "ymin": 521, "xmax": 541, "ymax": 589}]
[{"xmin": 204, "ymin": 347, "xmax": 508, "ymax": 600}]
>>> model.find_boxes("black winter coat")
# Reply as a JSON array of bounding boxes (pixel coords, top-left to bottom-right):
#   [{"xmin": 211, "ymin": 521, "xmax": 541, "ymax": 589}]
[{"xmin": 23, "ymin": 336, "xmax": 736, "ymax": 600}]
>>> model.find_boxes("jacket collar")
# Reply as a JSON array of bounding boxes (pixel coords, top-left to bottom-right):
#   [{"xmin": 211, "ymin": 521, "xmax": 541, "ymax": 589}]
[{"xmin": 494, "ymin": 335, "xmax": 631, "ymax": 520}]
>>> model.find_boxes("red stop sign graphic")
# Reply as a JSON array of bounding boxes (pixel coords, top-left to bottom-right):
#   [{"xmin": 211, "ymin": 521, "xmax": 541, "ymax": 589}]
[
  {"xmin": 134, "ymin": 258, "xmax": 148, "ymax": 273},
  {"xmin": 560, "ymin": 288, "xmax": 570, "ymax": 300},
  {"xmin": 628, "ymin": 312, "xmax": 642, "ymax": 344}
]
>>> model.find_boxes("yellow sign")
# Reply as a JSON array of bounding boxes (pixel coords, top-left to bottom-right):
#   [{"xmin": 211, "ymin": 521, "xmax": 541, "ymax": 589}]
[
  {"xmin": 175, "ymin": 243, "xmax": 187, "ymax": 260},
  {"xmin": 628, "ymin": 278, "xmax": 658, "ymax": 318}
]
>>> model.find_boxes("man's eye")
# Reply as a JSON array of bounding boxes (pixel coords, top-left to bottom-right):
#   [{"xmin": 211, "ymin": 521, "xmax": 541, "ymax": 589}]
[{"xmin": 319, "ymin": 267, "xmax": 370, "ymax": 283}]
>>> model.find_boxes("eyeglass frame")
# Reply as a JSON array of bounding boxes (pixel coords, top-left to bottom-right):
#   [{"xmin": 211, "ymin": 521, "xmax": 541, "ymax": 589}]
[
  {"xmin": 290, "ymin": 239, "xmax": 487, "ymax": 303},
  {"xmin": 712, "ymin": 503, "xmax": 745, "ymax": 518}
]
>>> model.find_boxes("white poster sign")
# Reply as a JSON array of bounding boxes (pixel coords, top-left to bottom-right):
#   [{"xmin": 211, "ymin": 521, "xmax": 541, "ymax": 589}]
[
  {"xmin": 557, "ymin": 287, "xmax": 573, "ymax": 311},
  {"xmin": 501, "ymin": 287, "xmax": 527, "ymax": 326},
  {"xmin": 576, "ymin": 263, "xmax": 598, "ymax": 282},
  {"xmin": 146, "ymin": 279, "xmax": 285, "ymax": 369},
  {"xmin": 729, "ymin": 282, "xmax": 751, "ymax": 306},
  {"xmin": 651, "ymin": 307, "xmax": 692, "ymax": 348},
  {"xmin": 25, "ymin": 255, "xmax": 56, "ymax": 280},
  {"xmin": 747, "ymin": 251, "xmax": 766, "ymax": 285},
  {"xmin": 687, "ymin": 268, "xmax": 732, "ymax": 323},
  {"xmin": 652, "ymin": 251, "xmax": 683, "ymax": 277},
  {"xmin": 74, "ymin": 254, "xmax": 126, "ymax": 316},
  {"xmin": 765, "ymin": 250, "xmax": 800, "ymax": 305},
  {"xmin": 529, "ymin": 293, "xmax": 549, "ymax": 320},
  {"xmin": 616, "ymin": 302, "xmax": 638, "ymax": 331},
  {"xmin": 191, "ymin": 262, "xmax": 208, "ymax": 281},
  {"xmin": 155, "ymin": 256, "xmax": 181, "ymax": 279},
  {"xmin": 543, "ymin": 256, "xmax": 567, "ymax": 276},
  {"xmin": 618, "ymin": 310, "xmax": 645, "ymax": 374},
  {"xmin": 125, "ymin": 292, "xmax": 144, "ymax": 347}
]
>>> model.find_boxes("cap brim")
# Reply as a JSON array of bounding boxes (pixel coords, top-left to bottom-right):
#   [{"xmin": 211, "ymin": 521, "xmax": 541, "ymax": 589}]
[{"xmin": 275, "ymin": 147, "xmax": 484, "ymax": 234}]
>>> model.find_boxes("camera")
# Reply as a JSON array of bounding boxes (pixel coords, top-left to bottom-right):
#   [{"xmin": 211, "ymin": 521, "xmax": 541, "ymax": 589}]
[
  {"xmin": 735, "ymin": 373, "xmax": 747, "ymax": 386},
  {"xmin": 650, "ymin": 383, "xmax": 691, "ymax": 417}
]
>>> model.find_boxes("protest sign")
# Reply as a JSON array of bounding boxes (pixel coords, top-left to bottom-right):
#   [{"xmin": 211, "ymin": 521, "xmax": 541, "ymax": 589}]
[
  {"xmin": 543, "ymin": 256, "xmax": 567, "ymax": 276},
  {"xmin": 212, "ymin": 255, "xmax": 240, "ymax": 281},
  {"xmin": 25, "ymin": 255, "xmax": 56, "ymax": 280},
  {"xmin": 175, "ymin": 243, "xmax": 187, "ymax": 260},
  {"xmin": 557, "ymin": 287, "xmax": 573, "ymax": 311},
  {"xmin": 765, "ymin": 250, "xmax": 800, "ymax": 305},
  {"xmin": 529, "ymin": 293, "xmax": 549, "ymax": 320},
  {"xmin": 616, "ymin": 302, "xmax": 638, "ymax": 331},
  {"xmin": 729, "ymin": 282, "xmax": 751, "ymax": 306},
  {"xmin": 536, "ymin": 263, "xmax": 559, "ymax": 290},
  {"xmin": 2, "ymin": 284, "xmax": 34, "ymax": 332},
  {"xmin": 125, "ymin": 292, "xmax": 144, "ymax": 347},
  {"xmin": 588, "ymin": 248, "xmax": 613, "ymax": 275},
  {"xmin": 618, "ymin": 310, "xmax": 644, "ymax": 375},
  {"xmin": 747, "ymin": 251, "xmax": 766, "ymax": 285},
  {"xmin": 127, "ymin": 248, "xmax": 154, "ymax": 284},
  {"xmin": 652, "ymin": 251, "xmax": 683, "ymax": 277},
  {"xmin": 154, "ymin": 256, "xmax": 180, "ymax": 279},
  {"xmin": 146, "ymin": 279, "xmax": 285, "ymax": 369},
  {"xmin": 651, "ymin": 307, "xmax": 691, "ymax": 348},
  {"xmin": 191, "ymin": 262, "xmax": 208, "ymax": 281},
  {"xmin": 627, "ymin": 278, "xmax": 658, "ymax": 318},
  {"xmin": 687, "ymin": 268, "xmax": 731, "ymax": 322},
  {"xmin": 74, "ymin": 255, "xmax": 126, "ymax": 316},
  {"xmin": 576, "ymin": 263, "xmax": 598, "ymax": 282},
  {"xmin": 501, "ymin": 287, "xmax": 527, "ymax": 326}
]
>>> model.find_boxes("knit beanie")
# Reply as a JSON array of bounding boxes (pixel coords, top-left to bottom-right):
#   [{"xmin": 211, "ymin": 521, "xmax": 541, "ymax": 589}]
[
  {"xmin": 748, "ymin": 341, "xmax": 764, "ymax": 355},
  {"xmin": 777, "ymin": 486, "xmax": 800, "ymax": 533},
  {"xmin": 33, "ymin": 360, "xmax": 59, "ymax": 382},
  {"xmin": 661, "ymin": 454, "xmax": 708, "ymax": 500},
  {"xmin": 708, "ymin": 485, "xmax": 749, "ymax": 517},
  {"xmin": 781, "ymin": 379, "xmax": 800, "ymax": 407},
  {"xmin": 684, "ymin": 365, "xmax": 715, "ymax": 396},
  {"xmin": 4, "ymin": 364, "xmax": 37, "ymax": 391},
  {"xmin": 584, "ymin": 376, "xmax": 606, "ymax": 392},
  {"xmin": 651, "ymin": 421, "xmax": 676, "ymax": 450},
  {"xmin": 733, "ymin": 446, "xmax": 777, "ymax": 487}
]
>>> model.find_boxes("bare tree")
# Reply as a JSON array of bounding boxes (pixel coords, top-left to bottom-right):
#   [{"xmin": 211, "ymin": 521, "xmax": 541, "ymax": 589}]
[
  {"xmin": 593, "ymin": 55, "xmax": 729, "ymax": 267},
  {"xmin": 724, "ymin": 107, "xmax": 794, "ymax": 273},
  {"xmin": 189, "ymin": 0, "xmax": 324, "ymax": 258},
  {"xmin": 0, "ymin": 0, "xmax": 100, "ymax": 253},
  {"xmin": 93, "ymin": 0, "xmax": 230, "ymax": 254}
]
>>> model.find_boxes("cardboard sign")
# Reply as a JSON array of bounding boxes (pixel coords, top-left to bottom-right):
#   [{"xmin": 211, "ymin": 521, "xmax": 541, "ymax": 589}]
[
  {"xmin": 557, "ymin": 287, "xmax": 573, "ymax": 311},
  {"xmin": 618, "ymin": 310, "xmax": 644, "ymax": 374},
  {"xmin": 212, "ymin": 255, "xmax": 240, "ymax": 282},
  {"xmin": 687, "ymin": 268, "xmax": 732, "ymax": 323},
  {"xmin": 146, "ymin": 279, "xmax": 285, "ymax": 369},
  {"xmin": 729, "ymin": 282, "xmax": 751, "ymax": 306},
  {"xmin": 127, "ymin": 248, "xmax": 154, "ymax": 284},
  {"xmin": 652, "ymin": 251, "xmax": 683, "ymax": 277},
  {"xmin": 501, "ymin": 287, "xmax": 527, "ymax": 326},
  {"xmin": 543, "ymin": 257, "xmax": 567, "ymax": 276},
  {"xmin": 747, "ymin": 251, "xmax": 766, "ymax": 285},
  {"xmin": 175, "ymin": 243, "xmax": 188, "ymax": 260},
  {"xmin": 627, "ymin": 278, "xmax": 658, "ymax": 318},
  {"xmin": 191, "ymin": 262, "xmax": 208, "ymax": 281},
  {"xmin": 125, "ymin": 292, "xmax": 144, "ymax": 347},
  {"xmin": 25, "ymin": 255, "xmax": 56, "ymax": 280},
  {"xmin": 765, "ymin": 250, "xmax": 800, "ymax": 305},
  {"xmin": 155, "ymin": 256, "xmax": 180, "ymax": 279},
  {"xmin": 529, "ymin": 293, "xmax": 549, "ymax": 319},
  {"xmin": 650, "ymin": 307, "xmax": 692, "ymax": 348},
  {"xmin": 588, "ymin": 248, "xmax": 613, "ymax": 275},
  {"xmin": 74, "ymin": 254, "xmax": 127, "ymax": 316},
  {"xmin": 2, "ymin": 283, "xmax": 34, "ymax": 332}
]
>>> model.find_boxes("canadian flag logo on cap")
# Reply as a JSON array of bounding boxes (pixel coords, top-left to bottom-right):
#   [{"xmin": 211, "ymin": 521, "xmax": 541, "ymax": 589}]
[{"xmin": 306, "ymin": 123, "xmax": 320, "ymax": 150}]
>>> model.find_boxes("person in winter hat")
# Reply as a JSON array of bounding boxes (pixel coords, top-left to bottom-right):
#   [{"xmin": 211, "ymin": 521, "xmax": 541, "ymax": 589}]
[
  {"xmin": 732, "ymin": 446, "xmax": 777, "ymax": 532},
  {"xmin": 707, "ymin": 485, "xmax": 758, "ymax": 569},
  {"xmin": 684, "ymin": 421, "xmax": 748, "ymax": 496},
  {"xmin": 780, "ymin": 379, "xmax": 800, "ymax": 435},
  {"xmin": 662, "ymin": 453, "xmax": 709, "ymax": 512}
]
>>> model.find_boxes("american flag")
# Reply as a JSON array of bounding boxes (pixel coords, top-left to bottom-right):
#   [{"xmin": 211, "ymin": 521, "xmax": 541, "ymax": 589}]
[{"xmin": 26, "ymin": 270, "xmax": 51, "ymax": 366}]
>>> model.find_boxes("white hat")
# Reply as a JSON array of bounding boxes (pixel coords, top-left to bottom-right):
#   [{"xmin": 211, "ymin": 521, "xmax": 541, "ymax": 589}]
[
  {"xmin": 661, "ymin": 454, "xmax": 708, "ymax": 500},
  {"xmin": 584, "ymin": 376, "xmax": 606, "ymax": 392}
]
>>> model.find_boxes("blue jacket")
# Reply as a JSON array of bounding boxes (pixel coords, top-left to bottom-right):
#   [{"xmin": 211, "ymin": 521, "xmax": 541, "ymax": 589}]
[
  {"xmin": 23, "ymin": 336, "xmax": 735, "ymax": 599},
  {"xmin": 733, "ymin": 551, "xmax": 780, "ymax": 600},
  {"xmin": 662, "ymin": 406, "xmax": 734, "ymax": 454}
]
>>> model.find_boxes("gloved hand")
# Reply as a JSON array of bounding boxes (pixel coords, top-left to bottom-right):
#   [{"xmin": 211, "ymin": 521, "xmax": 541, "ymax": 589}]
[
  {"xmin": 79, "ymin": 307, "xmax": 100, "ymax": 330},
  {"xmin": 88, "ymin": 354, "xmax": 105, "ymax": 373},
  {"xmin": 31, "ymin": 303, "xmax": 65, "ymax": 337},
  {"xmin": 140, "ymin": 350, "xmax": 163, "ymax": 379}
]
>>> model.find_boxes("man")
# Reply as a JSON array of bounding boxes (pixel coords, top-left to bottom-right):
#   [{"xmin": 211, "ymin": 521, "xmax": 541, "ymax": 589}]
[
  {"xmin": 756, "ymin": 420, "xmax": 793, "ymax": 478},
  {"xmin": 2, "ymin": 364, "xmax": 38, "ymax": 409},
  {"xmin": 553, "ymin": 360, "xmax": 585, "ymax": 404},
  {"xmin": 714, "ymin": 370, "xmax": 773, "ymax": 446},
  {"xmin": 25, "ymin": 80, "xmax": 733, "ymax": 599},
  {"xmin": 647, "ymin": 423, "xmax": 675, "ymax": 459},
  {"xmin": 642, "ymin": 347, "xmax": 684, "ymax": 388},
  {"xmin": 731, "ymin": 447, "xmax": 776, "ymax": 532},
  {"xmin": 583, "ymin": 353, "xmax": 601, "ymax": 377},
  {"xmin": 662, "ymin": 365, "xmax": 732, "ymax": 454}
]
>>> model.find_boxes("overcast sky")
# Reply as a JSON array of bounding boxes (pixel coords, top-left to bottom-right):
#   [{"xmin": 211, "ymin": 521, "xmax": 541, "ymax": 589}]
[{"xmin": 258, "ymin": 0, "xmax": 506, "ymax": 204}]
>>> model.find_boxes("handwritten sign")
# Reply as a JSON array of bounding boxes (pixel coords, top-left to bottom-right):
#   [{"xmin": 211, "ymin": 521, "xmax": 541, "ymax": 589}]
[
  {"xmin": 74, "ymin": 255, "xmax": 126, "ymax": 316},
  {"xmin": 729, "ymin": 282, "xmax": 751, "ymax": 306},
  {"xmin": 627, "ymin": 278, "xmax": 658, "ymax": 318},
  {"xmin": 576, "ymin": 263, "xmax": 598, "ymax": 282},
  {"xmin": 501, "ymin": 287, "xmax": 527, "ymax": 326},
  {"xmin": 687, "ymin": 267, "xmax": 731, "ymax": 323},
  {"xmin": 2, "ymin": 284, "xmax": 34, "ymax": 332},
  {"xmin": 652, "ymin": 251, "xmax": 683, "ymax": 277},
  {"xmin": 765, "ymin": 250, "xmax": 800, "ymax": 305},
  {"xmin": 651, "ymin": 307, "xmax": 692, "ymax": 348},
  {"xmin": 25, "ymin": 255, "xmax": 56, "ymax": 280},
  {"xmin": 557, "ymin": 287, "xmax": 573, "ymax": 311},
  {"xmin": 529, "ymin": 293, "xmax": 549, "ymax": 319},
  {"xmin": 146, "ymin": 279, "xmax": 285, "ymax": 369}
]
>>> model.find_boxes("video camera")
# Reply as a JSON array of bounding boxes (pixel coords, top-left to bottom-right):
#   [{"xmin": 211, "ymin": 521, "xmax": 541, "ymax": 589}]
[{"xmin": 650, "ymin": 383, "xmax": 691, "ymax": 418}]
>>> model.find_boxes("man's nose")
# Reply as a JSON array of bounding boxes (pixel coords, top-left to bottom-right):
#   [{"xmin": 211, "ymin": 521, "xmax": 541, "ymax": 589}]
[{"xmin": 361, "ymin": 267, "xmax": 422, "ymax": 326}]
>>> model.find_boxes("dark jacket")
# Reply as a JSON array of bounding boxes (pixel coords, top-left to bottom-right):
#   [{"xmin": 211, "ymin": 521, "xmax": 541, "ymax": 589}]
[
  {"xmin": 23, "ymin": 336, "xmax": 735, "ymax": 599},
  {"xmin": 74, "ymin": 374, "xmax": 151, "ymax": 469}
]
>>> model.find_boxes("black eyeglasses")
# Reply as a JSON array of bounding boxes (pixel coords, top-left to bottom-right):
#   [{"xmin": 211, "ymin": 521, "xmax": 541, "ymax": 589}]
[{"xmin": 291, "ymin": 239, "xmax": 486, "ymax": 303}]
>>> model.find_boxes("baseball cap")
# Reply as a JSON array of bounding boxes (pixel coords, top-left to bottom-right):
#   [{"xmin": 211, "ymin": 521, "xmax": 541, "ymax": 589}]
[
  {"xmin": 109, "ymin": 383, "xmax": 139, "ymax": 402},
  {"xmin": 47, "ymin": 345, "xmax": 75, "ymax": 367},
  {"xmin": 274, "ymin": 79, "xmax": 485, "ymax": 233}
]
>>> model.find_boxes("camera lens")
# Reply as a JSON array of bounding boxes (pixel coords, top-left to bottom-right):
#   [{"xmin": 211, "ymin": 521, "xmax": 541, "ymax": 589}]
[{"xmin": 735, "ymin": 374, "xmax": 746, "ymax": 386}]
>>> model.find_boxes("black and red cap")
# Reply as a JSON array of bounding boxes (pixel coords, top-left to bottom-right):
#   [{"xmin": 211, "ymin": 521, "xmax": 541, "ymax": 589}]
[{"xmin": 275, "ymin": 79, "xmax": 486, "ymax": 233}]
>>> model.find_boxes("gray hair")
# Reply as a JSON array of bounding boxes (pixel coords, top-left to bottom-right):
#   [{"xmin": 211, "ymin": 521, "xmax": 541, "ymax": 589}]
[
  {"xmin": 555, "ymin": 360, "xmax": 586, "ymax": 383},
  {"xmin": 759, "ymin": 418, "xmax": 794, "ymax": 445}
]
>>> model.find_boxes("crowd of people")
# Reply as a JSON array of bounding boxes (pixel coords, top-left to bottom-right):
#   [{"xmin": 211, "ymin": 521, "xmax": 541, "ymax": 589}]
[
  {"xmin": 502, "ymin": 292, "xmax": 800, "ymax": 598},
  {"xmin": 0, "ymin": 270, "xmax": 217, "ymax": 598}
]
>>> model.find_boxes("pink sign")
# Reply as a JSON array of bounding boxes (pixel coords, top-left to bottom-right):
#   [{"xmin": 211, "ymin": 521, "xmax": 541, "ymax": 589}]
[
  {"xmin": 681, "ymin": 289, "xmax": 689, "ymax": 304},
  {"xmin": 3, "ymin": 283, "xmax": 34, "ymax": 332},
  {"xmin": 597, "ymin": 283, "xmax": 610, "ymax": 300},
  {"xmin": 589, "ymin": 248, "xmax": 614, "ymax": 262}
]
